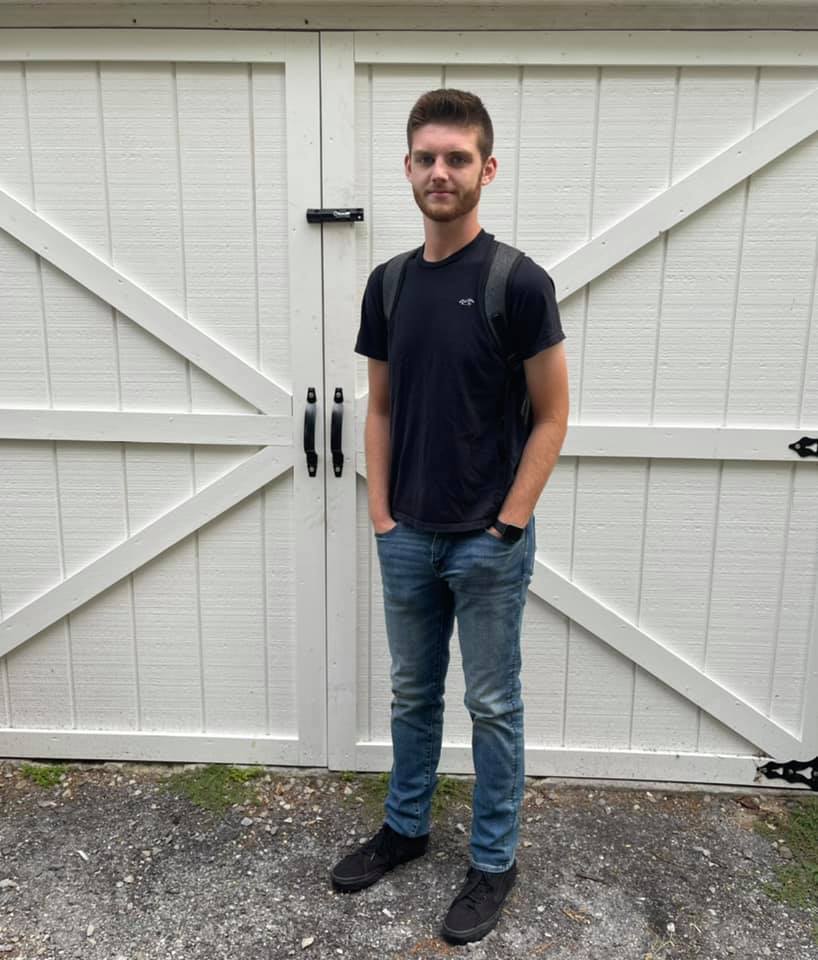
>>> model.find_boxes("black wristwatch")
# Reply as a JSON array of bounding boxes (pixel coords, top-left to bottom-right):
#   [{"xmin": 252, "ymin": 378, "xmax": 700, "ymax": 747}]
[{"xmin": 493, "ymin": 519, "xmax": 525, "ymax": 543}]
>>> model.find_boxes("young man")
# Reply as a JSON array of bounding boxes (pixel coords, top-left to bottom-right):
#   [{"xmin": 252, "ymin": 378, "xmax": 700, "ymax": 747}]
[{"xmin": 331, "ymin": 89, "xmax": 569, "ymax": 945}]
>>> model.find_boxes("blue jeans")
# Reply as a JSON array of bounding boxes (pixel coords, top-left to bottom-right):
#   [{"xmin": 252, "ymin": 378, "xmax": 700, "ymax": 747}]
[{"xmin": 374, "ymin": 515, "xmax": 536, "ymax": 873}]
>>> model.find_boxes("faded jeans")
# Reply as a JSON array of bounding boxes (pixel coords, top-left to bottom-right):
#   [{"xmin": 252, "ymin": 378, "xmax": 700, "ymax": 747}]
[{"xmin": 374, "ymin": 515, "xmax": 536, "ymax": 873}]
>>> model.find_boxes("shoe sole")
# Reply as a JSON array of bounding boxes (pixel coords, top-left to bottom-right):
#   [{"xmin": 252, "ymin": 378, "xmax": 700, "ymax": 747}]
[
  {"xmin": 330, "ymin": 849, "xmax": 427, "ymax": 893},
  {"xmin": 440, "ymin": 908, "xmax": 503, "ymax": 945},
  {"xmin": 440, "ymin": 869, "xmax": 517, "ymax": 945}
]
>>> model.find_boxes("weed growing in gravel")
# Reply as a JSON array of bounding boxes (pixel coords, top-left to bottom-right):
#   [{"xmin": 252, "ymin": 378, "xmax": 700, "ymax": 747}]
[
  {"xmin": 349, "ymin": 772, "xmax": 472, "ymax": 820},
  {"xmin": 431, "ymin": 775, "xmax": 472, "ymax": 816},
  {"xmin": 755, "ymin": 796, "xmax": 818, "ymax": 935},
  {"xmin": 19, "ymin": 762, "xmax": 68, "ymax": 788},
  {"xmin": 161, "ymin": 764, "xmax": 265, "ymax": 814}
]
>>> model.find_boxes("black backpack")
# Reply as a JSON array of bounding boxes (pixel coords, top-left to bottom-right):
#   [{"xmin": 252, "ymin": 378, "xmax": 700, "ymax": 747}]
[{"xmin": 380, "ymin": 238, "xmax": 532, "ymax": 426}]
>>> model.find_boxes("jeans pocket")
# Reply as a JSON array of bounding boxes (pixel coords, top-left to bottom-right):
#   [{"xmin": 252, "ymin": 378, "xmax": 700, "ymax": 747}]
[{"xmin": 480, "ymin": 528, "xmax": 518, "ymax": 548}]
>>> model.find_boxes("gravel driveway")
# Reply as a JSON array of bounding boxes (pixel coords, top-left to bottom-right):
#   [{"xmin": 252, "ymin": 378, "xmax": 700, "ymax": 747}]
[{"xmin": 0, "ymin": 760, "xmax": 816, "ymax": 960}]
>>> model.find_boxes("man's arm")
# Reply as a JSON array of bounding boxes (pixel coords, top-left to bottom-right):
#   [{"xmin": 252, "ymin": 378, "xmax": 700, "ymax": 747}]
[
  {"xmin": 494, "ymin": 341, "xmax": 569, "ymax": 529},
  {"xmin": 365, "ymin": 358, "xmax": 394, "ymax": 531}
]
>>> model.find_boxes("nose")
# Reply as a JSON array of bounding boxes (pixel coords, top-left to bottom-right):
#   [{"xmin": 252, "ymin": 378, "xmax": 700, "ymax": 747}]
[{"xmin": 430, "ymin": 156, "xmax": 449, "ymax": 180}]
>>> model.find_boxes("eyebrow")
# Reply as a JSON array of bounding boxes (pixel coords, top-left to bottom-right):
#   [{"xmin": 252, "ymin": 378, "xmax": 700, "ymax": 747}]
[{"xmin": 412, "ymin": 149, "xmax": 474, "ymax": 160}]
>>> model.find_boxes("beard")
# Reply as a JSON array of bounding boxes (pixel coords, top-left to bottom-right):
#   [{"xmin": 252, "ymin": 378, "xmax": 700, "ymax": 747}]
[{"xmin": 411, "ymin": 178, "xmax": 482, "ymax": 222}]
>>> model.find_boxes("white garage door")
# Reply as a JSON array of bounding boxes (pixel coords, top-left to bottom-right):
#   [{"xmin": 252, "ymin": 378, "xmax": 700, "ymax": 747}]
[
  {"xmin": 1, "ymin": 29, "xmax": 817, "ymax": 787},
  {"xmin": 0, "ymin": 31, "xmax": 326, "ymax": 765},
  {"xmin": 328, "ymin": 31, "xmax": 818, "ymax": 785}
]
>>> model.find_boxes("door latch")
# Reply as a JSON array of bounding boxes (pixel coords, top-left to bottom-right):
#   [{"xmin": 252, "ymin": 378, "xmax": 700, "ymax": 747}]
[{"xmin": 306, "ymin": 208, "xmax": 364, "ymax": 223}]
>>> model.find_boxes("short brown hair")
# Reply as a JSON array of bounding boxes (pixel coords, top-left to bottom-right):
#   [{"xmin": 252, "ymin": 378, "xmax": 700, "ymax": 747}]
[{"xmin": 406, "ymin": 88, "xmax": 494, "ymax": 161}]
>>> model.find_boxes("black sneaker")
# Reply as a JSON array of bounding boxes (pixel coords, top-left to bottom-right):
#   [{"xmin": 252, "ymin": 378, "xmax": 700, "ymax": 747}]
[
  {"xmin": 440, "ymin": 860, "xmax": 518, "ymax": 945},
  {"xmin": 330, "ymin": 822, "xmax": 429, "ymax": 892}
]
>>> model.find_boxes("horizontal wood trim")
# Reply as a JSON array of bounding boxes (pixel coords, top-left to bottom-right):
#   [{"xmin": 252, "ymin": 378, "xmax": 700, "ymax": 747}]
[
  {"xmin": 2, "ymin": 7, "xmax": 818, "ymax": 32},
  {"xmin": 0, "ymin": 729, "xmax": 305, "ymax": 765},
  {"xmin": 354, "ymin": 30, "xmax": 818, "ymax": 65},
  {"xmin": 353, "ymin": 412, "xmax": 818, "ymax": 466},
  {"xmin": 560, "ymin": 425, "xmax": 818, "ymax": 462},
  {"xmin": 0, "ymin": 27, "xmax": 308, "ymax": 60},
  {"xmin": 352, "ymin": 742, "xmax": 777, "ymax": 785},
  {"xmin": 529, "ymin": 558, "xmax": 803, "ymax": 758},
  {"xmin": 0, "ymin": 410, "xmax": 292, "ymax": 446},
  {"xmin": 0, "ymin": 446, "xmax": 292, "ymax": 659}
]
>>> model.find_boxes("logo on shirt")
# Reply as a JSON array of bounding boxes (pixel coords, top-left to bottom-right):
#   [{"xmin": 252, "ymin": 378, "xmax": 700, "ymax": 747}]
[{"xmin": 458, "ymin": 298, "xmax": 475, "ymax": 307}]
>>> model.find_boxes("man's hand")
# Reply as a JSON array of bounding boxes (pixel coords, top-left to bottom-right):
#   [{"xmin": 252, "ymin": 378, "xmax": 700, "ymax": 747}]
[
  {"xmin": 485, "ymin": 526, "xmax": 503, "ymax": 539},
  {"xmin": 373, "ymin": 517, "xmax": 398, "ymax": 535}
]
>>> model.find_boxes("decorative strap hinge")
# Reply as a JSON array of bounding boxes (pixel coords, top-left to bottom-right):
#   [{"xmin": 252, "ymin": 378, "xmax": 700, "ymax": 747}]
[
  {"xmin": 758, "ymin": 756, "xmax": 818, "ymax": 791},
  {"xmin": 789, "ymin": 436, "xmax": 818, "ymax": 458}
]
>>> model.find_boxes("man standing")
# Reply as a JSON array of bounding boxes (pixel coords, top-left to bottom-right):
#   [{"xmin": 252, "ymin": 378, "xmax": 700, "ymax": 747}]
[{"xmin": 331, "ymin": 89, "xmax": 569, "ymax": 945}]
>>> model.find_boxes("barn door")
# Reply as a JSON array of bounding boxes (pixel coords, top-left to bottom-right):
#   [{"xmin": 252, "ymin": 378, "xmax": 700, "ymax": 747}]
[
  {"xmin": 324, "ymin": 31, "xmax": 818, "ymax": 784},
  {"xmin": 0, "ymin": 31, "xmax": 326, "ymax": 765}
]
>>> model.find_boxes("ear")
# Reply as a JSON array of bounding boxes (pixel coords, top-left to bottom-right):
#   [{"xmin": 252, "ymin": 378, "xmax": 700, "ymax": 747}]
[
  {"xmin": 404, "ymin": 153, "xmax": 412, "ymax": 179},
  {"xmin": 481, "ymin": 155, "xmax": 498, "ymax": 186}
]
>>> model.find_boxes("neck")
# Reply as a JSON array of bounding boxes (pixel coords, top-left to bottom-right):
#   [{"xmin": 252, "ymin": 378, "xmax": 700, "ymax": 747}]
[{"xmin": 421, "ymin": 212, "xmax": 482, "ymax": 262}]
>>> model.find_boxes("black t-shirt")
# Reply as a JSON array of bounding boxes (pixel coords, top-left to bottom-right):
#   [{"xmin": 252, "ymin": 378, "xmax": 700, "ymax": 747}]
[{"xmin": 354, "ymin": 229, "xmax": 564, "ymax": 532}]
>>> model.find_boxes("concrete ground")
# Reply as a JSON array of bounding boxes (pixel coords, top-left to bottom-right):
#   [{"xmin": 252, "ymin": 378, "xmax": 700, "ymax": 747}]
[{"xmin": 0, "ymin": 760, "xmax": 816, "ymax": 960}]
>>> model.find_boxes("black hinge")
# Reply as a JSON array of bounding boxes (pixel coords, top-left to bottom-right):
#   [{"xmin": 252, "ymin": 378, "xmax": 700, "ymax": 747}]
[
  {"xmin": 789, "ymin": 436, "xmax": 818, "ymax": 458},
  {"xmin": 306, "ymin": 208, "xmax": 364, "ymax": 223},
  {"xmin": 758, "ymin": 757, "xmax": 818, "ymax": 791}
]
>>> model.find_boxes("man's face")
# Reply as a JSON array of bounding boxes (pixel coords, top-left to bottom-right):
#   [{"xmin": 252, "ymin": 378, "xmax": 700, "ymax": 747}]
[{"xmin": 405, "ymin": 124, "xmax": 497, "ymax": 223}]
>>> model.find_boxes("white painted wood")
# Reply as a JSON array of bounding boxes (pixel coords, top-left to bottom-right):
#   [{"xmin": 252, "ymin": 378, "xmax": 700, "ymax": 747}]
[
  {"xmin": 632, "ymin": 462, "xmax": 721, "ymax": 752},
  {"xmin": 0, "ymin": 188, "xmax": 289, "ymax": 415},
  {"xmin": 284, "ymin": 33, "xmax": 326, "ymax": 765},
  {"xmin": 768, "ymin": 465, "xmax": 818, "ymax": 740},
  {"xmin": 354, "ymin": 31, "xmax": 818, "ymax": 66},
  {"xmin": 726, "ymin": 69, "xmax": 818, "ymax": 428},
  {"xmin": 561, "ymin": 425, "xmax": 818, "ymax": 461},
  {"xmin": 0, "ymin": 33, "xmax": 324, "ymax": 762},
  {"xmin": 0, "ymin": 445, "xmax": 292, "ymax": 658},
  {"xmin": 4, "ymin": 5, "xmax": 818, "ymax": 33},
  {"xmin": 652, "ymin": 67, "xmax": 757, "ymax": 426},
  {"xmin": 351, "ymin": 743, "xmax": 769, "ymax": 788},
  {"xmin": 528, "ymin": 558, "xmax": 802, "ymax": 758},
  {"xmin": 0, "ymin": 728, "xmax": 300, "ymax": 765},
  {"xmin": 321, "ymin": 32, "xmax": 359, "ymax": 771},
  {"xmin": 552, "ymin": 86, "xmax": 818, "ymax": 305},
  {"xmin": 0, "ymin": 410, "xmax": 290, "ymax": 445},
  {"xmin": 355, "ymin": 417, "xmax": 818, "ymax": 464},
  {"xmin": 0, "ymin": 29, "xmax": 302, "ymax": 62}
]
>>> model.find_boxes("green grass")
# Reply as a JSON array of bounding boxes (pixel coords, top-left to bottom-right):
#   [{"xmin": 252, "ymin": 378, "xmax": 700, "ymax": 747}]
[
  {"xmin": 756, "ymin": 797, "xmax": 818, "ymax": 924},
  {"xmin": 351, "ymin": 771, "xmax": 472, "ymax": 819},
  {"xmin": 19, "ymin": 762, "xmax": 68, "ymax": 788},
  {"xmin": 161, "ymin": 764, "xmax": 266, "ymax": 814}
]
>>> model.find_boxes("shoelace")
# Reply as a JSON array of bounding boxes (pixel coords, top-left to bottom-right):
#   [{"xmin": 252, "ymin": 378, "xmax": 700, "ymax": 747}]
[
  {"xmin": 363, "ymin": 828, "xmax": 395, "ymax": 863},
  {"xmin": 458, "ymin": 870, "xmax": 496, "ymax": 911}
]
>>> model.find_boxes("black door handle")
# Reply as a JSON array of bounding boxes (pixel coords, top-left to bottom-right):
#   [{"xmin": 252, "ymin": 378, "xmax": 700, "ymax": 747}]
[
  {"xmin": 331, "ymin": 387, "xmax": 344, "ymax": 477},
  {"xmin": 304, "ymin": 387, "xmax": 317, "ymax": 477}
]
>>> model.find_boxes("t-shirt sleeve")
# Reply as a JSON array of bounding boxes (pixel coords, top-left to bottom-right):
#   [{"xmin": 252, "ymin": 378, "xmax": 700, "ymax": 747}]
[
  {"xmin": 506, "ymin": 256, "xmax": 565, "ymax": 360},
  {"xmin": 354, "ymin": 264, "xmax": 388, "ymax": 361}
]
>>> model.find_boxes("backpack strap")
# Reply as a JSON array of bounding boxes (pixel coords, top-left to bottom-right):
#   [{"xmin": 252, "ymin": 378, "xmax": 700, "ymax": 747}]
[
  {"xmin": 479, "ymin": 239, "xmax": 531, "ymax": 427},
  {"xmin": 381, "ymin": 247, "xmax": 421, "ymax": 321},
  {"xmin": 480, "ymin": 240, "xmax": 525, "ymax": 366}
]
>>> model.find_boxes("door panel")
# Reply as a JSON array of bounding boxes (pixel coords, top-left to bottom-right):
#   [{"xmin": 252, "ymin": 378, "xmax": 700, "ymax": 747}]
[
  {"xmin": 327, "ymin": 33, "xmax": 818, "ymax": 783},
  {"xmin": 0, "ymin": 31, "xmax": 325, "ymax": 765}
]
